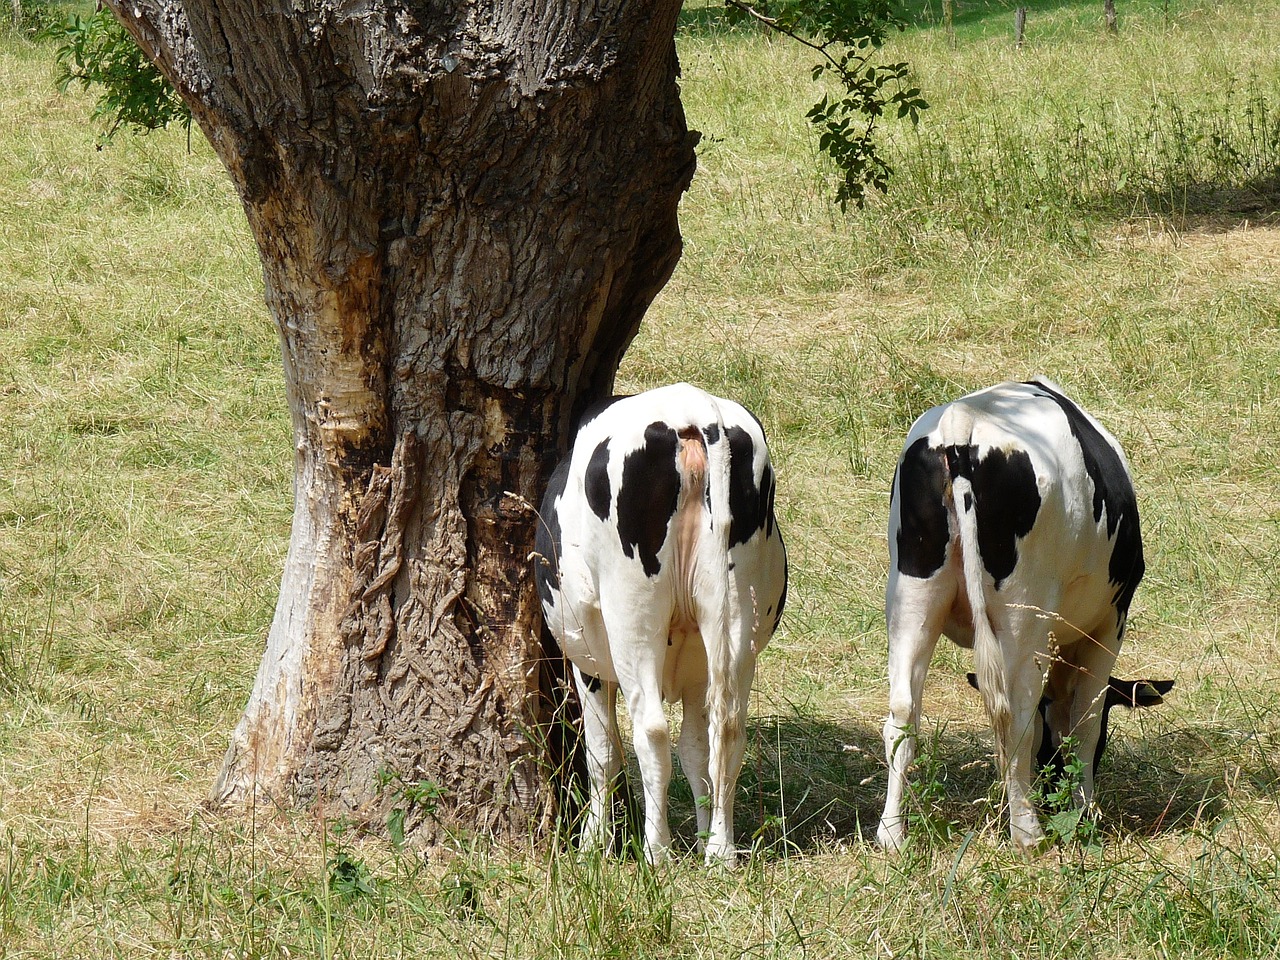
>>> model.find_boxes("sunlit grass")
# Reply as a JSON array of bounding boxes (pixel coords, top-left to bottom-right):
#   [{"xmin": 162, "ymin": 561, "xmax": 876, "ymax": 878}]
[{"xmin": 2, "ymin": 1, "xmax": 1280, "ymax": 956}]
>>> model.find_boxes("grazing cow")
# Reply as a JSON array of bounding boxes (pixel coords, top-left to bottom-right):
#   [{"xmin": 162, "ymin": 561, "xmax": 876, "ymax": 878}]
[
  {"xmin": 535, "ymin": 383, "xmax": 787, "ymax": 863},
  {"xmin": 877, "ymin": 378, "xmax": 1146, "ymax": 853},
  {"xmin": 964, "ymin": 672, "xmax": 1173, "ymax": 779}
]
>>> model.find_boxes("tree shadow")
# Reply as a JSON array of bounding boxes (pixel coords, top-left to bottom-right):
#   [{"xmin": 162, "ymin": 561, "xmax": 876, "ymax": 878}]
[
  {"xmin": 677, "ymin": 0, "xmax": 1142, "ymax": 39},
  {"xmin": 569, "ymin": 706, "xmax": 1269, "ymax": 860},
  {"xmin": 658, "ymin": 712, "xmax": 1242, "ymax": 856},
  {"xmin": 894, "ymin": 0, "xmax": 1126, "ymax": 33},
  {"xmin": 1097, "ymin": 172, "xmax": 1280, "ymax": 235}
]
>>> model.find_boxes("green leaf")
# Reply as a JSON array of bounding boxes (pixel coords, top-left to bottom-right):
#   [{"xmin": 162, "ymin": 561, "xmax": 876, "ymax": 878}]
[
  {"xmin": 1048, "ymin": 808, "xmax": 1083, "ymax": 839},
  {"xmin": 387, "ymin": 807, "xmax": 407, "ymax": 848}
]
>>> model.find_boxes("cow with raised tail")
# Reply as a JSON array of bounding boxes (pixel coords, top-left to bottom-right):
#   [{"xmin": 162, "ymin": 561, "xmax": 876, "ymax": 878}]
[
  {"xmin": 535, "ymin": 383, "xmax": 787, "ymax": 864},
  {"xmin": 877, "ymin": 378, "xmax": 1147, "ymax": 853}
]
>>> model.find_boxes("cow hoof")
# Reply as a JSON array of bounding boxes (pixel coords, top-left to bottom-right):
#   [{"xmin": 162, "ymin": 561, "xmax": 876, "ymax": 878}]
[
  {"xmin": 703, "ymin": 842, "xmax": 738, "ymax": 867},
  {"xmin": 1012, "ymin": 830, "xmax": 1050, "ymax": 858},
  {"xmin": 876, "ymin": 821, "xmax": 906, "ymax": 852},
  {"xmin": 643, "ymin": 842, "xmax": 672, "ymax": 866}
]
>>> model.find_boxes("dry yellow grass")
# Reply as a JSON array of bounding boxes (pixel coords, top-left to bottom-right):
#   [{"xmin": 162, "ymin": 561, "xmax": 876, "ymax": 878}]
[{"xmin": 3, "ymin": 1, "xmax": 1280, "ymax": 956}]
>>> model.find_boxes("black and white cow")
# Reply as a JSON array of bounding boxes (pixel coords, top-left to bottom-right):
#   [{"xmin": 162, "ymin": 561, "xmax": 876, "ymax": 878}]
[
  {"xmin": 535, "ymin": 383, "xmax": 788, "ymax": 863},
  {"xmin": 877, "ymin": 378, "xmax": 1146, "ymax": 853}
]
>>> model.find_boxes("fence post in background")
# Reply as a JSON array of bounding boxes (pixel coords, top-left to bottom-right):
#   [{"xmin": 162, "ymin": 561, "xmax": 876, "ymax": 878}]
[
  {"xmin": 1015, "ymin": 6, "xmax": 1027, "ymax": 49},
  {"xmin": 1105, "ymin": 0, "xmax": 1118, "ymax": 34},
  {"xmin": 943, "ymin": 0, "xmax": 956, "ymax": 49}
]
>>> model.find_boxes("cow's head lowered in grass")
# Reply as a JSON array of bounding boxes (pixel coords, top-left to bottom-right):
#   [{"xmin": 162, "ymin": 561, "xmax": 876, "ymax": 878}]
[
  {"xmin": 878, "ymin": 378, "xmax": 1148, "ymax": 854},
  {"xmin": 964, "ymin": 672, "xmax": 1174, "ymax": 779},
  {"xmin": 535, "ymin": 383, "xmax": 787, "ymax": 864}
]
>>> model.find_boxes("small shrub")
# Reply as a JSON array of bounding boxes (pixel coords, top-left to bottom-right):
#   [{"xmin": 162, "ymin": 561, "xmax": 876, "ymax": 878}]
[{"xmin": 1032, "ymin": 737, "xmax": 1103, "ymax": 854}]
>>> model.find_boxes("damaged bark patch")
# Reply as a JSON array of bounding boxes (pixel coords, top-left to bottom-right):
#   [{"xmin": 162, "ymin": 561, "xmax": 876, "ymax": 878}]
[
  {"xmin": 343, "ymin": 431, "xmax": 422, "ymax": 679},
  {"xmin": 296, "ymin": 400, "xmax": 547, "ymax": 841}
]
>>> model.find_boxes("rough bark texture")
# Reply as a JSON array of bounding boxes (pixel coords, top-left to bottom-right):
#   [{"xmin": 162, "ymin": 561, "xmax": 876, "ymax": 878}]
[{"xmin": 104, "ymin": 0, "xmax": 696, "ymax": 840}]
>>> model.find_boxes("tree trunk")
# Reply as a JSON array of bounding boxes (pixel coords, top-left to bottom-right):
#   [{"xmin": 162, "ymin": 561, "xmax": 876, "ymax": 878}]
[{"xmin": 104, "ymin": 0, "xmax": 697, "ymax": 841}]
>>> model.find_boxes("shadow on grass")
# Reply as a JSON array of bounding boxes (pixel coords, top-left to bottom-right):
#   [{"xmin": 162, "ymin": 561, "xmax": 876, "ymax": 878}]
[
  {"xmin": 894, "ymin": 0, "xmax": 1133, "ymax": 32},
  {"xmin": 655, "ymin": 713, "xmax": 1242, "ymax": 856},
  {"xmin": 1100, "ymin": 173, "xmax": 1280, "ymax": 234},
  {"xmin": 677, "ymin": 0, "xmax": 1160, "ymax": 38}
]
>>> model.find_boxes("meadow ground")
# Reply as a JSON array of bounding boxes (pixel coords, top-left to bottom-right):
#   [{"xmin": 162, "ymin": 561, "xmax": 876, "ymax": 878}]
[{"xmin": 1, "ymin": 0, "xmax": 1279, "ymax": 956}]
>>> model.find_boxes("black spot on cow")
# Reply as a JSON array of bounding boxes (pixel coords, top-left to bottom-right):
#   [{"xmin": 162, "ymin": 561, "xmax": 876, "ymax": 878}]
[
  {"xmin": 535, "ymin": 459, "xmax": 571, "ymax": 609},
  {"xmin": 962, "ymin": 444, "xmax": 1041, "ymax": 589},
  {"xmin": 1025, "ymin": 381, "xmax": 1144, "ymax": 614},
  {"xmin": 726, "ymin": 426, "xmax": 769, "ymax": 548},
  {"xmin": 585, "ymin": 439, "xmax": 612, "ymax": 522},
  {"xmin": 772, "ymin": 532, "xmax": 788, "ymax": 631},
  {"xmin": 616, "ymin": 422, "xmax": 681, "ymax": 577},
  {"xmin": 895, "ymin": 437, "xmax": 951, "ymax": 580},
  {"xmin": 701, "ymin": 424, "xmax": 724, "ymax": 527},
  {"xmin": 762, "ymin": 463, "xmax": 776, "ymax": 540},
  {"xmin": 580, "ymin": 672, "xmax": 604, "ymax": 694}
]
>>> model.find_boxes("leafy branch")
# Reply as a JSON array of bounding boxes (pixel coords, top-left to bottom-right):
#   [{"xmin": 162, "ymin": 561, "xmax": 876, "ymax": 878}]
[
  {"xmin": 48, "ymin": 10, "xmax": 191, "ymax": 141},
  {"xmin": 725, "ymin": 0, "xmax": 928, "ymax": 209}
]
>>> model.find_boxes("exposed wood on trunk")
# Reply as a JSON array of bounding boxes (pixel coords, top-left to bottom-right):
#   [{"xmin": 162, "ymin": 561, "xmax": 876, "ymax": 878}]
[{"xmin": 108, "ymin": 0, "xmax": 696, "ymax": 841}]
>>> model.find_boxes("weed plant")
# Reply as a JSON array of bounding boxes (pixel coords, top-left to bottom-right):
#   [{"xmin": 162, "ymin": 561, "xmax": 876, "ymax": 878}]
[{"xmin": 2, "ymin": 0, "xmax": 1280, "ymax": 956}]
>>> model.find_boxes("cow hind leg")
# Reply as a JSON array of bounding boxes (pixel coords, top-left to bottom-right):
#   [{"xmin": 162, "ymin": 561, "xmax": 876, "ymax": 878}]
[
  {"xmin": 878, "ymin": 577, "xmax": 946, "ymax": 851},
  {"xmin": 1064, "ymin": 618, "xmax": 1124, "ymax": 810},
  {"xmin": 997, "ymin": 647, "xmax": 1050, "ymax": 854},
  {"xmin": 603, "ymin": 610, "xmax": 674, "ymax": 862},
  {"xmin": 623, "ymin": 679, "xmax": 673, "ymax": 863},
  {"xmin": 677, "ymin": 682, "xmax": 711, "ymax": 852},
  {"xmin": 573, "ymin": 665, "xmax": 623, "ymax": 854},
  {"xmin": 986, "ymin": 607, "xmax": 1056, "ymax": 854}
]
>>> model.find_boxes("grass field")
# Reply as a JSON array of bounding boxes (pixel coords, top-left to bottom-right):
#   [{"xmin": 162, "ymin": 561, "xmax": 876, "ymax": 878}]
[{"xmin": 2, "ymin": 0, "xmax": 1280, "ymax": 956}]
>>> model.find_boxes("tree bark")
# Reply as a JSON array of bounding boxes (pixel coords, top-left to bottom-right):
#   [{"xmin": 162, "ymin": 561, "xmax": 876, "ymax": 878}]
[{"xmin": 104, "ymin": 0, "xmax": 696, "ymax": 841}]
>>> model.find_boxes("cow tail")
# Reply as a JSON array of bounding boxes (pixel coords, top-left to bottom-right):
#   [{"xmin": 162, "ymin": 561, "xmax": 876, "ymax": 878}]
[
  {"xmin": 697, "ymin": 415, "xmax": 737, "ymax": 790},
  {"xmin": 943, "ymin": 413, "xmax": 1011, "ymax": 757}
]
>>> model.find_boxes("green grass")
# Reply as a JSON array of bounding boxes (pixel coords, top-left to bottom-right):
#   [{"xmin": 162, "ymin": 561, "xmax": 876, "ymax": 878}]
[{"xmin": 3, "ymin": 1, "xmax": 1280, "ymax": 956}]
